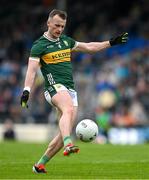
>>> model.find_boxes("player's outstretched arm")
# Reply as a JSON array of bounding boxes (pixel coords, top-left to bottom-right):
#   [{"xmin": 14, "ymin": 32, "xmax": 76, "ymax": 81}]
[
  {"xmin": 20, "ymin": 59, "xmax": 40, "ymax": 108},
  {"xmin": 73, "ymin": 32, "xmax": 128, "ymax": 53}
]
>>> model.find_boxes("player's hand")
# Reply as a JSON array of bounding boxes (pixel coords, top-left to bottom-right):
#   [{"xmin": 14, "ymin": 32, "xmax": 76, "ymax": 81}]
[
  {"xmin": 109, "ymin": 32, "xmax": 128, "ymax": 46},
  {"xmin": 20, "ymin": 90, "xmax": 30, "ymax": 108}
]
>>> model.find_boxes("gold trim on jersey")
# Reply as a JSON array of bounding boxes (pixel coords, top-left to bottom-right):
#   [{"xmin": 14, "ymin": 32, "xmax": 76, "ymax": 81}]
[{"xmin": 41, "ymin": 49, "xmax": 71, "ymax": 64}]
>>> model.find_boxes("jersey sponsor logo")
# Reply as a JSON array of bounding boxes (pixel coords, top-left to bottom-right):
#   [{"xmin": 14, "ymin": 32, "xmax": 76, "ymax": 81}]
[
  {"xmin": 42, "ymin": 49, "xmax": 71, "ymax": 64},
  {"xmin": 51, "ymin": 52, "xmax": 69, "ymax": 59}
]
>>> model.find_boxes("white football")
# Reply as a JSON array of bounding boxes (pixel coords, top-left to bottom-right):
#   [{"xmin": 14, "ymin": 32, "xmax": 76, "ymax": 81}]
[{"xmin": 76, "ymin": 119, "xmax": 99, "ymax": 142}]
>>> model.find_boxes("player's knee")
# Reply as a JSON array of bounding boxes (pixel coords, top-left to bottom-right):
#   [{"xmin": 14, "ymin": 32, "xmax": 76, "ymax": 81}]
[{"xmin": 63, "ymin": 106, "xmax": 74, "ymax": 116}]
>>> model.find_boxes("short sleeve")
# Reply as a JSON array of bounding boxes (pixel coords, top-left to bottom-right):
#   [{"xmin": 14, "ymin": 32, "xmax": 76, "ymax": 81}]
[
  {"xmin": 30, "ymin": 43, "xmax": 43, "ymax": 58},
  {"xmin": 66, "ymin": 36, "xmax": 78, "ymax": 49}
]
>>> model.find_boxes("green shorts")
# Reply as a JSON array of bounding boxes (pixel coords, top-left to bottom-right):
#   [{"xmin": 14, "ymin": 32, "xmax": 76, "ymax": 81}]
[{"xmin": 44, "ymin": 83, "xmax": 78, "ymax": 106}]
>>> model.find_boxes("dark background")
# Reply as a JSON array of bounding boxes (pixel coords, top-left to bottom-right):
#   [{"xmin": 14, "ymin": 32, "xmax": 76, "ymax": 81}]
[{"xmin": 0, "ymin": 0, "xmax": 148, "ymax": 132}]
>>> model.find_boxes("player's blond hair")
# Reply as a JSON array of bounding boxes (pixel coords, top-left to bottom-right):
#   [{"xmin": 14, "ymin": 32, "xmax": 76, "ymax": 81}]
[{"xmin": 48, "ymin": 9, "xmax": 67, "ymax": 21}]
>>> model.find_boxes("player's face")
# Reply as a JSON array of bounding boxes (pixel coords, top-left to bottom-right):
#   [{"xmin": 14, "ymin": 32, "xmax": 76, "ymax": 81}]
[{"xmin": 47, "ymin": 15, "xmax": 66, "ymax": 39}]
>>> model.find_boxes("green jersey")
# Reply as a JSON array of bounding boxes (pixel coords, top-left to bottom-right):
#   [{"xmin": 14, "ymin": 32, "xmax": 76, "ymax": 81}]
[{"xmin": 30, "ymin": 32, "xmax": 77, "ymax": 90}]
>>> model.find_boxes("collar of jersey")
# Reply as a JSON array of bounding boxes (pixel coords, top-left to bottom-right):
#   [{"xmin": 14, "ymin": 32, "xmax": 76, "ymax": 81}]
[{"xmin": 43, "ymin": 32, "xmax": 59, "ymax": 42}]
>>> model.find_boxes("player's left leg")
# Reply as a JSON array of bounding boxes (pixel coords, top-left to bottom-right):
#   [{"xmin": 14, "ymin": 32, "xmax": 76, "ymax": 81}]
[
  {"xmin": 33, "ymin": 109, "xmax": 63, "ymax": 173},
  {"xmin": 33, "ymin": 132, "xmax": 63, "ymax": 173}
]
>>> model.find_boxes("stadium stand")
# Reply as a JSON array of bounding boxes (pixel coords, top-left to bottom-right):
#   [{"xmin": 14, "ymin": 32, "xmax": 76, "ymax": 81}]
[{"xmin": 0, "ymin": 0, "xmax": 148, "ymax": 131}]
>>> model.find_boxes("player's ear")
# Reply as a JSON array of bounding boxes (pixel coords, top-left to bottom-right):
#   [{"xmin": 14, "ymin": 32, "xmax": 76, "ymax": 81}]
[
  {"xmin": 47, "ymin": 20, "xmax": 50, "ymax": 27},
  {"xmin": 47, "ymin": 18, "xmax": 52, "ymax": 26}
]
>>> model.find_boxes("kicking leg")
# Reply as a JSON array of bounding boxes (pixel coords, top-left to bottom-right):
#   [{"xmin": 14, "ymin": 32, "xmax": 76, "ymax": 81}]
[
  {"xmin": 37, "ymin": 105, "xmax": 78, "ymax": 162},
  {"xmin": 52, "ymin": 91, "xmax": 74, "ymax": 146},
  {"xmin": 33, "ymin": 92, "xmax": 78, "ymax": 172}
]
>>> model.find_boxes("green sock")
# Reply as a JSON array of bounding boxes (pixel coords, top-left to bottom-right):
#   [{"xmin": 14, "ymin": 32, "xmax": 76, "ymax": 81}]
[
  {"xmin": 37, "ymin": 155, "xmax": 50, "ymax": 165},
  {"xmin": 63, "ymin": 136, "xmax": 72, "ymax": 147}
]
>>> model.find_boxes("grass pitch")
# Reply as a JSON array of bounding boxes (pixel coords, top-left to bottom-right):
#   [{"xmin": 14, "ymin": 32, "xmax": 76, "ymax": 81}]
[{"xmin": 0, "ymin": 141, "xmax": 149, "ymax": 179}]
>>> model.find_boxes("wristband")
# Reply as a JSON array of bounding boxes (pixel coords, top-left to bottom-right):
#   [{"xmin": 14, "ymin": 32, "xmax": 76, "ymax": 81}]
[{"xmin": 23, "ymin": 87, "xmax": 31, "ymax": 92}]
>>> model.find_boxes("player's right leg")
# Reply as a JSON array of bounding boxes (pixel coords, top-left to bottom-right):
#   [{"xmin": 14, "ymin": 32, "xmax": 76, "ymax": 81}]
[
  {"xmin": 33, "ymin": 105, "xmax": 79, "ymax": 173},
  {"xmin": 41, "ymin": 105, "xmax": 79, "ymax": 157},
  {"xmin": 63, "ymin": 105, "xmax": 79, "ymax": 156},
  {"xmin": 51, "ymin": 90, "xmax": 79, "ymax": 151},
  {"xmin": 33, "ymin": 88, "xmax": 79, "ymax": 173},
  {"xmin": 44, "ymin": 85, "xmax": 79, "ymax": 150}
]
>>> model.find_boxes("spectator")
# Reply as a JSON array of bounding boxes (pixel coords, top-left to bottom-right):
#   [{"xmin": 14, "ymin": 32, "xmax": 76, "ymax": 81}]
[{"xmin": 3, "ymin": 118, "xmax": 16, "ymax": 140}]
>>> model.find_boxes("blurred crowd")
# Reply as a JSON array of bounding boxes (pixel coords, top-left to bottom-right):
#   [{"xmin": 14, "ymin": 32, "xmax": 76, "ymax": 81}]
[{"xmin": 0, "ymin": 0, "xmax": 149, "ymax": 129}]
